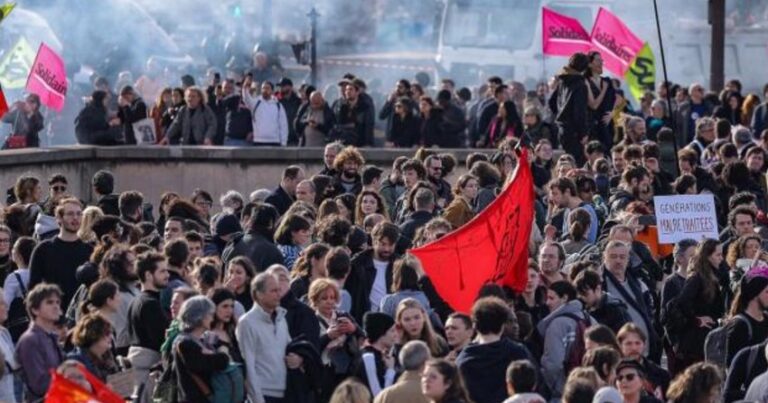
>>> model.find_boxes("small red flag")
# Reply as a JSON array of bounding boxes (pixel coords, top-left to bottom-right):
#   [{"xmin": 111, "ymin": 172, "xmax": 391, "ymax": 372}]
[
  {"xmin": 0, "ymin": 86, "xmax": 8, "ymax": 120},
  {"xmin": 411, "ymin": 150, "xmax": 536, "ymax": 313},
  {"xmin": 45, "ymin": 362, "xmax": 124, "ymax": 403}
]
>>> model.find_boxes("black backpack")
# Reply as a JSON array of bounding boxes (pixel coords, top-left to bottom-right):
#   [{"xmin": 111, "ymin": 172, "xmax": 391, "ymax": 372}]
[{"xmin": 7, "ymin": 272, "xmax": 29, "ymax": 342}]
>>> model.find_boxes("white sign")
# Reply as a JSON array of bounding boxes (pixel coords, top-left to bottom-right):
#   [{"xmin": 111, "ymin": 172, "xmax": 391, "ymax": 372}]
[
  {"xmin": 132, "ymin": 118, "xmax": 156, "ymax": 145},
  {"xmin": 654, "ymin": 194, "xmax": 719, "ymax": 244}
]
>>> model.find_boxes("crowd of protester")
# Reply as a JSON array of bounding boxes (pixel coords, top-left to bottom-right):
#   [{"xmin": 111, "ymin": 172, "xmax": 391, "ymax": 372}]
[{"xmin": 2, "ymin": 47, "xmax": 768, "ymax": 403}]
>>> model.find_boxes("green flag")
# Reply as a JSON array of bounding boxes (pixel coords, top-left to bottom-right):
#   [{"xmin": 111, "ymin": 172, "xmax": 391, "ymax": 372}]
[
  {"xmin": 625, "ymin": 42, "xmax": 655, "ymax": 102},
  {"xmin": 0, "ymin": 3, "xmax": 16, "ymax": 24},
  {"xmin": 0, "ymin": 36, "xmax": 36, "ymax": 89}
]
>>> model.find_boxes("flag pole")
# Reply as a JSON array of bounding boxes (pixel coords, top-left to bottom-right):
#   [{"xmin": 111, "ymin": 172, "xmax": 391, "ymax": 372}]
[
  {"xmin": 652, "ymin": 0, "xmax": 679, "ymax": 173},
  {"xmin": 652, "ymin": 2, "xmax": 676, "ymax": 136}
]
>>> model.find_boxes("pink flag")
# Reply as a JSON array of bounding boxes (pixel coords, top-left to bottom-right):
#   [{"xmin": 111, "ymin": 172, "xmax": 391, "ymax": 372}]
[
  {"xmin": 542, "ymin": 7, "xmax": 592, "ymax": 56},
  {"xmin": 590, "ymin": 7, "xmax": 644, "ymax": 76},
  {"xmin": 25, "ymin": 43, "xmax": 67, "ymax": 112}
]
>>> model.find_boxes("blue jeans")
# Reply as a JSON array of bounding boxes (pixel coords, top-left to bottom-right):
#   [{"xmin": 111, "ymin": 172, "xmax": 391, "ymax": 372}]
[{"xmin": 224, "ymin": 138, "xmax": 249, "ymax": 146}]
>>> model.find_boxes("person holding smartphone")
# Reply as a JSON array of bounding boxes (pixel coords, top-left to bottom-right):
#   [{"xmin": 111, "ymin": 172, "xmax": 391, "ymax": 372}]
[{"xmin": 308, "ymin": 278, "xmax": 364, "ymax": 400}]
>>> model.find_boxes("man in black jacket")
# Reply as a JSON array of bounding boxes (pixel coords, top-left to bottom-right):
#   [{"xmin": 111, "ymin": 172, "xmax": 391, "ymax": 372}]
[
  {"xmin": 424, "ymin": 155, "xmax": 453, "ymax": 208},
  {"xmin": 437, "ymin": 89, "xmax": 467, "ymax": 148},
  {"xmin": 222, "ymin": 203, "xmax": 285, "ymax": 271},
  {"xmin": 332, "ymin": 146, "xmax": 365, "ymax": 197},
  {"xmin": 75, "ymin": 90, "xmax": 122, "ymax": 146},
  {"xmin": 217, "ymin": 79, "xmax": 253, "ymax": 146},
  {"xmin": 345, "ymin": 222, "xmax": 399, "ymax": 323},
  {"xmin": 295, "ymin": 92, "xmax": 335, "ymax": 147},
  {"xmin": 553, "ymin": 52, "xmax": 590, "ymax": 166},
  {"xmin": 278, "ymin": 78, "xmax": 302, "ymax": 146},
  {"xmin": 117, "ymin": 86, "xmax": 148, "ymax": 145},
  {"xmin": 265, "ymin": 165, "xmax": 305, "ymax": 216},
  {"xmin": 92, "ymin": 170, "xmax": 120, "ymax": 216},
  {"xmin": 575, "ymin": 269, "xmax": 631, "ymax": 333},
  {"xmin": 268, "ymin": 265, "xmax": 321, "ymax": 349},
  {"xmin": 396, "ymin": 188, "xmax": 435, "ymax": 255},
  {"xmin": 332, "ymin": 80, "xmax": 374, "ymax": 146}
]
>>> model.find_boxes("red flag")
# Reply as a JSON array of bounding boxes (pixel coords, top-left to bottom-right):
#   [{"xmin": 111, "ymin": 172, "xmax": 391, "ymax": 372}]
[
  {"xmin": 542, "ymin": 7, "xmax": 592, "ymax": 56},
  {"xmin": 45, "ymin": 362, "xmax": 123, "ymax": 403},
  {"xmin": 411, "ymin": 150, "xmax": 535, "ymax": 313},
  {"xmin": 589, "ymin": 7, "xmax": 644, "ymax": 76},
  {"xmin": 0, "ymin": 85, "xmax": 8, "ymax": 119}
]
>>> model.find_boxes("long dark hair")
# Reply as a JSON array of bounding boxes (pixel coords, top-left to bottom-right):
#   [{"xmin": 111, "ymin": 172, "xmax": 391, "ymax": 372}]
[
  {"xmin": 426, "ymin": 359, "xmax": 473, "ymax": 403},
  {"xmin": 291, "ymin": 243, "xmax": 330, "ymax": 279},
  {"xmin": 687, "ymin": 239, "xmax": 721, "ymax": 302},
  {"xmin": 79, "ymin": 279, "xmax": 119, "ymax": 316},
  {"xmin": 209, "ymin": 287, "xmax": 237, "ymax": 335}
]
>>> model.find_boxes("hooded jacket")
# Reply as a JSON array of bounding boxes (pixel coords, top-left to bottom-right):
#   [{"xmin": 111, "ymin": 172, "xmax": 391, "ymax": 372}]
[
  {"xmin": 456, "ymin": 337, "xmax": 532, "ymax": 403},
  {"xmin": 33, "ymin": 214, "xmax": 58, "ymax": 241},
  {"xmin": 608, "ymin": 188, "xmax": 636, "ymax": 216},
  {"xmin": 554, "ymin": 68, "xmax": 589, "ymax": 137},
  {"xmin": 536, "ymin": 299, "xmax": 592, "ymax": 397},
  {"xmin": 222, "ymin": 231, "xmax": 285, "ymax": 272}
]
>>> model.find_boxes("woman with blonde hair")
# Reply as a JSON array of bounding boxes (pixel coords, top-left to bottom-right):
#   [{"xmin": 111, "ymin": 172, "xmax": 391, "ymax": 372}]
[
  {"xmin": 77, "ymin": 206, "xmax": 104, "ymax": 244},
  {"xmin": 329, "ymin": 379, "xmax": 371, "ymax": 403},
  {"xmin": 308, "ymin": 278, "xmax": 362, "ymax": 400},
  {"xmin": 395, "ymin": 298, "xmax": 449, "ymax": 358}
]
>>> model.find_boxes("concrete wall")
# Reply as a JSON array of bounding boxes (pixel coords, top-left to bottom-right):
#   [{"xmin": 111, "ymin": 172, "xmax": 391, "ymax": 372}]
[{"xmin": 0, "ymin": 146, "xmax": 475, "ymax": 212}]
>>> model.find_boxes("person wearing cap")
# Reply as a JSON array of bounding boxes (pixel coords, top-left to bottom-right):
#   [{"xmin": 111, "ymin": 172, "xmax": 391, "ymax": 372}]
[
  {"xmin": 614, "ymin": 359, "xmax": 663, "ymax": 403},
  {"xmin": 241, "ymin": 74, "xmax": 289, "ymax": 146},
  {"xmin": 277, "ymin": 77, "xmax": 302, "ymax": 146},
  {"xmin": 725, "ymin": 268, "xmax": 768, "ymax": 366},
  {"xmin": 353, "ymin": 311, "xmax": 399, "ymax": 398}
]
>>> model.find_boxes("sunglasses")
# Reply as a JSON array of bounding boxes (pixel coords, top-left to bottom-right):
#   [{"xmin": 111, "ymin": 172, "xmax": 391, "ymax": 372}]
[
  {"xmin": 52, "ymin": 186, "xmax": 67, "ymax": 192},
  {"xmin": 617, "ymin": 373, "xmax": 637, "ymax": 382}
]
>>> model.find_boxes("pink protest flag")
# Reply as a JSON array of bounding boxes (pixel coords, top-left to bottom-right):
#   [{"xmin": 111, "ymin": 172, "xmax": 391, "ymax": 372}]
[
  {"xmin": 542, "ymin": 7, "xmax": 592, "ymax": 56},
  {"xmin": 25, "ymin": 43, "xmax": 67, "ymax": 112},
  {"xmin": 590, "ymin": 7, "xmax": 644, "ymax": 76}
]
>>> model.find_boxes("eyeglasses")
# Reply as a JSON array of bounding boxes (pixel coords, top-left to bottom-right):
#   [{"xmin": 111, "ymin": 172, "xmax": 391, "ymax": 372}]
[
  {"xmin": 0, "ymin": 238, "xmax": 10, "ymax": 244},
  {"xmin": 52, "ymin": 186, "xmax": 67, "ymax": 192},
  {"xmin": 617, "ymin": 373, "xmax": 637, "ymax": 382},
  {"xmin": 195, "ymin": 201, "xmax": 212, "ymax": 208}
]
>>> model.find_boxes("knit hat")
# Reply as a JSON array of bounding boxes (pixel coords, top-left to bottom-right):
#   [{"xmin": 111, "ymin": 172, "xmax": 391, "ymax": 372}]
[
  {"xmin": 215, "ymin": 214, "xmax": 242, "ymax": 237},
  {"xmin": 741, "ymin": 269, "xmax": 768, "ymax": 302},
  {"xmin": 363, "ymin": 312, "xmax": 395, "ymax": 343},
  {"xmin": 592, "ymin": 387, "xmax": 622, "ymax": 403}
]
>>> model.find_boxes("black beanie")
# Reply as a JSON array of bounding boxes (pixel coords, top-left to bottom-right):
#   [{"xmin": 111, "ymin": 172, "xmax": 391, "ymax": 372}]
[
  {"xmin": 741, "ymin": 274, "xmax": 768, "ymax": 303},
  {"xmin": 363, "ymin": 312, "xmax": 395, "ymax": 343}
]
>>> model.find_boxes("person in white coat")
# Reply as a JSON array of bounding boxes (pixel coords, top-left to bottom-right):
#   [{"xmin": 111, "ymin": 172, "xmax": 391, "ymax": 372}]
[{"xmin": 242, "ymin": 77, "xmax": 289, "ymax": 146}]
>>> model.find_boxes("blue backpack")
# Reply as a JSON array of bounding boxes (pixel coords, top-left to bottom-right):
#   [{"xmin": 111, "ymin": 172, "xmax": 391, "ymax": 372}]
[{"xmin": 207, "ymin": 362, "xmax": 245, "ymax": 403}]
